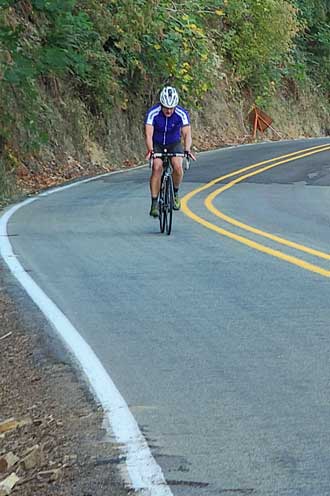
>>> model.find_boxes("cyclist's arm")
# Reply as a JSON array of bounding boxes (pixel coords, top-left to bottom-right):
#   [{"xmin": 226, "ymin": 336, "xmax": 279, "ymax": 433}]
[
  {"xmin": 182, "ymin": 125, "xmax": 192, "ymax": 151},
  {"xmin": 145, "ymin": 124, "xmax": 154, "ymax": 158},
  {"xmin": 182, "ymin": 125, "xmax": 196, "ymax": 160}
]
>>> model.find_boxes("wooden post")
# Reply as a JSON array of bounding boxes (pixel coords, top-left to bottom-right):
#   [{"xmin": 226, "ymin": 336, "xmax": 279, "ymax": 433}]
[{"xmin": 253, "ymin": 108, "xmax": 258, "ymax": 139}]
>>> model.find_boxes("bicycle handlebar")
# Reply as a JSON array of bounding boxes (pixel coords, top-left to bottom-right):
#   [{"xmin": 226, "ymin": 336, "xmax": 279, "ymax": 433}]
[
  {"xmin": 152, "ymin": 152, "xmax": 186, "ymax": 158},
  {"xmin": 151, "ymin": 151, "xmax": 191, "ymax": 170}
]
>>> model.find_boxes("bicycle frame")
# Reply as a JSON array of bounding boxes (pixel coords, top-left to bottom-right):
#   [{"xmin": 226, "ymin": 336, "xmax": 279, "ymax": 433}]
[{"xmin": 150, "ymin": 151, "xmax": 190, "ymax": 235}]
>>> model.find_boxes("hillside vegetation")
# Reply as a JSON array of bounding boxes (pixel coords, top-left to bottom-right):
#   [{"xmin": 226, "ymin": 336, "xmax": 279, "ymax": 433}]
[{"xmin": 0, "ymin": 0, "xmax": 330, "ymax": 201}]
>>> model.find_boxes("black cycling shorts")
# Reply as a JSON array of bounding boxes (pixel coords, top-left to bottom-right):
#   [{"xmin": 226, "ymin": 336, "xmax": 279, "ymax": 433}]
[{"xmin": 153, "ymin": 141, "xmax": 183, "ymax": 154}]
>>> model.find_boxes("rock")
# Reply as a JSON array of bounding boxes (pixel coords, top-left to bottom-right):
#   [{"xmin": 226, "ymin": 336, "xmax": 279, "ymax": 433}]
[
  {"xmin": 0, "ymin": 419, "xmax": 18, "ymax": 434},
  {"xmin": 0, "ymin": 417, "xmax": 32, "ymax": 434},
  {"xmin": 17, "ymin": 417, "xmax": 33, "ymax": 429},
  {"xmin": 37, "ymin": 467, "xmax": 62, "ymax": 482},
  {"xmin": 0, "ymin": 473, "xmax": 19, "ymax": 496},
  {"xmin": 21, "ymin": 445, "xmax": 42, "ymax": 471},
  {"xmin": 32, "ymin": 419, "xmax": 43, "ymax": 427},
  {"xmin": 16, "ymin": 165, "xmax": 29, "ymax": 178},
  {"xmin": 0, "ymin": 453, "xmax": 19, "ymax": 473}
]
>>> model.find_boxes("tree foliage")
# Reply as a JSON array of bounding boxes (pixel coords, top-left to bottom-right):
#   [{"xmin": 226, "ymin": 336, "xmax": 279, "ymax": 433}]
[
  {"xmin": 1, "ymin": 0, "xmax": 330, "ymax": 170},
  {"xmin": 216, "ymin": 0, "xmax": 299, "ymax": 100},
  {"xmin": 0, "ymin": 0, "xmax": 114, "ymax": 151},
  {"xmin": 292, "ymin": 0, "xmax": 330, "ymax": 92}
]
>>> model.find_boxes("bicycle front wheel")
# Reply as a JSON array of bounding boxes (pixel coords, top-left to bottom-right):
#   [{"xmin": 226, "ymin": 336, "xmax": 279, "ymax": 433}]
[
  {"xmin": 165, "ymin": 175, "xmax": 174, "ymax": 235},
  {"xmin": 159, "ymin": 179, "xmax": 166, "ymax": 233}
]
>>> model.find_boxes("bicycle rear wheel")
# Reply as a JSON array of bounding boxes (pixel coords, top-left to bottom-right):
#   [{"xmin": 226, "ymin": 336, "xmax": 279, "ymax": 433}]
[{"xmin": 165, "ymin": 175, "xmax": 174, "ymax": 235}]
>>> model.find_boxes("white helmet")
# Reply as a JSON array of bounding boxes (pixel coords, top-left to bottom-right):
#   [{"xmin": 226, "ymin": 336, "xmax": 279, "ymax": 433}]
[{"xmin": 160, "ymin": 86, "xmax": 179, "ymax": 108}]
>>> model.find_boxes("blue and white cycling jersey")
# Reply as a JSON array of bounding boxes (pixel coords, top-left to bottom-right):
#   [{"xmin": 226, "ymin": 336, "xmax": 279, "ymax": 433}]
[{"xmin": 144, "ymin": 104, "xmax": 190, "ymax": 146}]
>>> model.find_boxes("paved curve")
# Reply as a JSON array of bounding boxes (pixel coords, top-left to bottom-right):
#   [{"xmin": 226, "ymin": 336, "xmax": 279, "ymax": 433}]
[{"xmin": 6, "ymin": 138, "xmax": 330, "ymax": 495}]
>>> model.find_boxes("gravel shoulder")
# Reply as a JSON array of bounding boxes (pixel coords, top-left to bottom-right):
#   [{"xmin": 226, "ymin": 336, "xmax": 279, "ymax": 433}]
[{"xmin": 0, "ymin": 265, "xmax": 133, "ymax": 496}]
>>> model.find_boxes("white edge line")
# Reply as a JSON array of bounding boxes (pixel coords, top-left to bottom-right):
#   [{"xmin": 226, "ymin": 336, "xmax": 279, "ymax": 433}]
[
  {"xmin": 0, "ymin": 170, "xmax": 172, "ymax": 496},
  {"xmin": 38, "ymin": 163, "xmax": 148, "ymax": 197}
]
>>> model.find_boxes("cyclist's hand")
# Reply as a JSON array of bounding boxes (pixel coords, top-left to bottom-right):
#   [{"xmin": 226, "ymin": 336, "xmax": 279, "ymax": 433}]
[
  {"xmin": 146, "ymin": 149, "xmax": 153, "ymax": 160},
  {"xmin": 185, "ymin": 150, "xmax": 196, "ymax": 161}
]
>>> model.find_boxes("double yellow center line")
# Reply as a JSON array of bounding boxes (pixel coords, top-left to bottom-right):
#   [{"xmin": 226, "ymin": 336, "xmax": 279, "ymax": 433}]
[{"xmin": 181, "ymin": 143, "xmax": 330, "ymax": 278}]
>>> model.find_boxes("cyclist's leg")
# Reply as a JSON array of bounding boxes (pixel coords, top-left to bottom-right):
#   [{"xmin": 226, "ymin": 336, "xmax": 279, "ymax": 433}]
[
  {"xmin": 171, "ymin": 156, "xmax": 183, "ymax": 189},
  {"xmin": 149, "ymin": 158, "xmax": 162, "ymax": 217},
  {"xmin": 149, "ymin": 143, "xmax": 163, "ymax": 217},
  {"xmin": 150, "ymin": 158, "xmax": 163, "ymax": 198}
]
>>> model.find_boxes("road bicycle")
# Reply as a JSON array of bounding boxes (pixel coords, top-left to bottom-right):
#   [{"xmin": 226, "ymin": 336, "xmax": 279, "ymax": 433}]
[{"xmin": 151, "ymin": 151, "xmax": 190, "ymax": 235}]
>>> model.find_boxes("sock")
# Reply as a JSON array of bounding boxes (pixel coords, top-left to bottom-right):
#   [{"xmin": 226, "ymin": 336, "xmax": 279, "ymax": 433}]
[{"xmin": 174, "ymin": 187, "xmax": 179, "ymax": 194}]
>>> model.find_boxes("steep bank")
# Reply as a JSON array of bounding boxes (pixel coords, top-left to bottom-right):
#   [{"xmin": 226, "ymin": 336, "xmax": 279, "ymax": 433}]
[{"xmin": 3, "ymin": 83, "xmax": 330, "ymax": 205}]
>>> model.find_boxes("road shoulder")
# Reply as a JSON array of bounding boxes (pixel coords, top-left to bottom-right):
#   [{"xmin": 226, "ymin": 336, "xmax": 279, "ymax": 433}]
[{"xmin": 0, "ymin": 268, "xmax": 132, "ymax": 496}]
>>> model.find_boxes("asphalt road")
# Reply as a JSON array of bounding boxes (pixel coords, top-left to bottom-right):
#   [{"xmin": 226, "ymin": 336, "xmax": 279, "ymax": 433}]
[{"xmin": 7, "ymin": 138, "xmax": 330, "ymax": 495}]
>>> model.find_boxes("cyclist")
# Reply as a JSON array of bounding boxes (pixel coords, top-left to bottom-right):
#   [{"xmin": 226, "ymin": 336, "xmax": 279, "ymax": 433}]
[{"xmin": 144, "ymin": 86, "xmax": 196, "ymax": 218}]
